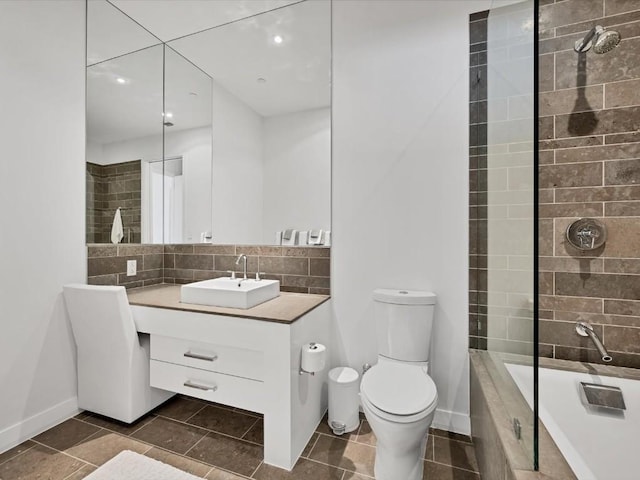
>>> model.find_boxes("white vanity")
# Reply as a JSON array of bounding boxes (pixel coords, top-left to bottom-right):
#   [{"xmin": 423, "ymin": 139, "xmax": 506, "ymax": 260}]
[{"xmin": 127, "ymin": 285, "xmax": 331, "ymax": 471}]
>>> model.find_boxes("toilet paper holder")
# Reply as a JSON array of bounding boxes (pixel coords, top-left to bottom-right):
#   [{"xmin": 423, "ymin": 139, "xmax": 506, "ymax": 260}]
[{"xmin": 299, "ymin": 342, "xmax": 322, "ymax": 376}]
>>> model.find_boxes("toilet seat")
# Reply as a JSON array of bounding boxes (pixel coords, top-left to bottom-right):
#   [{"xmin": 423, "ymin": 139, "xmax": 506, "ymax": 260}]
[{"xmin": 361, "ymin": 362, "xmax": 438, "ymax": 423}]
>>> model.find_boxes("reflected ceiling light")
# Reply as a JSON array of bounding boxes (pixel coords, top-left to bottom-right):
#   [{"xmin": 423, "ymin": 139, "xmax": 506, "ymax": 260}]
[
  {"xmin": 189, "ymin": 92, "xmax": 198, "ymax": 96},
  {"xmin": 162, "ymin": 112, "xmax": 173, "ymax": 118},
  {"xmin": 116, "ymin": 77, "xmax": 126, "ymax": 84},
  {"xmin": 257, "ymin": 77, "xmax": 267, "ymax": 83},
  {"xmin": 273, "ymin": 35, "xmax": 283, "ymax": 44}
]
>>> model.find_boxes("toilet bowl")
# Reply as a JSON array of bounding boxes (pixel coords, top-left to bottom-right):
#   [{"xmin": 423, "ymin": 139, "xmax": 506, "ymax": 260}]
[{"xmin": 361, "ymin": 358, "xmax": 438, "ymax": 480}]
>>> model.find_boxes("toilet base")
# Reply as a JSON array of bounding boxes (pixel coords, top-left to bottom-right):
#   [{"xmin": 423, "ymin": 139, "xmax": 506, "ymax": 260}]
[{"xmin": 373, "ymin": 432, "xmax": 428, "ymax": 480}]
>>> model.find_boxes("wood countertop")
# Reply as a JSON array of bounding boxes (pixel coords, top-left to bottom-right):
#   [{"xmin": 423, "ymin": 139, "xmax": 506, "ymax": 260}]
[{"xmin": 127, "ymin": 284, "xmax": 330, "ymax": 324}]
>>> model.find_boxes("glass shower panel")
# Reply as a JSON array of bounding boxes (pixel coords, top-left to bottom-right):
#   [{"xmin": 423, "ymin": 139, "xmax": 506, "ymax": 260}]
[{"xmin": 485, "ymin": 0, "xmax": 536, "ymax": 468}]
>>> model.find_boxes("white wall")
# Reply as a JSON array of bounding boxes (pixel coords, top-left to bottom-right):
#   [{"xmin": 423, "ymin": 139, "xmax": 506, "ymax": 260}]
[
  {"xmin": 211, "ymin": 81, "xmax": 263, "ymax": 244},
  {"xmin": 0, "ymin": 1, "xmax": 86, "ymax": 451},
  {"xmin": 262, "ymin": 108, "xmax": 331, "ymax": 242},
  {"xmin": 332, "ymin": 0, "xmax": 493, "ymax": 434}
]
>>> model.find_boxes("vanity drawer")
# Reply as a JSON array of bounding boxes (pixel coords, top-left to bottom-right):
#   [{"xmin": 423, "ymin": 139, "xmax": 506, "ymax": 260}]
[
  {"xmin": 151, "ymin": 335, "xmax": 264, "ymax": 381},
  {"xmin": 150, "ymin": 360, "xmax": 264, "ymax": 413}
]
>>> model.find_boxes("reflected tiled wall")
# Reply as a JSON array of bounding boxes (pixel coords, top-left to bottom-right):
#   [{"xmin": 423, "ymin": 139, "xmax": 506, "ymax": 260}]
[
  {"xmin": 538, "ymin": 0, "xmax": 640, "ymax": 367},
  {"xmin": 469, "ymin": 10, "xmax": 489, "ymax": 350},
  {"xmin": 88, "ymin": 244, "xmax": 330, "ymax": 294},
  {"xmin": 86, "ymin": 160, "xmax": 141, "ymax": 244}
]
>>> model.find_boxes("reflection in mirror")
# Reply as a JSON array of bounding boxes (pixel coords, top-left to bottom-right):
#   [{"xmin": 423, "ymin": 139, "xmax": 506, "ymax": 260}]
[
  {"xmin": 160, "ymin": 47, "xmax": 213, "ymax": 244},
  {"xmin": 86, "ymin": 44, "xmax": 163, "ymax": 243},
  {"xmin": 168, "ymin": 0, "xmax": 331, "ymax": 245}
]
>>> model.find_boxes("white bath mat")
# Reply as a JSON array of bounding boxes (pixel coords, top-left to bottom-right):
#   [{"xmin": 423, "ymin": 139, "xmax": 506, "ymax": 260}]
[{"xmin": 84, "ymin": 450, "xmax": 205, "ymax": 480}]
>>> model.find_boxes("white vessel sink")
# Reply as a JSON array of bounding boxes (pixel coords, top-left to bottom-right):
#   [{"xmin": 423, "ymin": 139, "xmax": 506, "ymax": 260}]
[{"xmin": 180, "ymin": 277, "xmax": 280, "ymax": 309}]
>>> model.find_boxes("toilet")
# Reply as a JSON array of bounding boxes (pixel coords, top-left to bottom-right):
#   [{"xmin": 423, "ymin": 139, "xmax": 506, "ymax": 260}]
[{"xmin": 360, "ymin": 288, "xmax": 438, "ymax": 480}]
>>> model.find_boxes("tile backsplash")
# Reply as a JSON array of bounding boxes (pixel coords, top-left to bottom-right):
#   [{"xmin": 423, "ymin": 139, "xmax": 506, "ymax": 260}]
[{"xmin": 88, "ymin": 244, "xmax": 330, "ymax": 294}]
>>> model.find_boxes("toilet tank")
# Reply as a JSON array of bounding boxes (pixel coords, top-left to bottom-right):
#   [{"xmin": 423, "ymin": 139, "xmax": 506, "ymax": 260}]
[{"xmin": 373, "ymin": 289, "xmax": 437, "ymax": 362}]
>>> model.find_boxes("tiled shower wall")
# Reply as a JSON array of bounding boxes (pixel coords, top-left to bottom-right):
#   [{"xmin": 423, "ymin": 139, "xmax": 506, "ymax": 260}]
[
  {"xmin": 538, "ymin": 0, "xmax": 640, "ymax": 367},
  {"xmin": 86, "ymin": 160, "xmax": 141, "ymax": 244},
  {"xmin": 88, "ymin": 244, "xmax": 330, "ymax": 294}
]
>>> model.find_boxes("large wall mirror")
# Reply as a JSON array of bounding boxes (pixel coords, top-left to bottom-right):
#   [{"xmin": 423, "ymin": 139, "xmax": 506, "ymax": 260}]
[{"xmin": 86, "ymin": 0, "xmax": 331, "ymax": 246}]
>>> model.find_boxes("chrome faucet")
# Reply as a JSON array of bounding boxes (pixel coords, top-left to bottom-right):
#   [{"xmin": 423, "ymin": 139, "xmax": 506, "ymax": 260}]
[
  {"xmin": 235, "ymin": 254, "xmax": 248, "ymax": 280},
  {"xmin": 576, "ymin": 322, "xmax": 612, "ymax": 362}
]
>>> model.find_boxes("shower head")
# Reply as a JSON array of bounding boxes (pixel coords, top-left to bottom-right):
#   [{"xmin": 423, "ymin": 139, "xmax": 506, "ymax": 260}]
[{"xmin": 574, "ymin": 25, "xmax": 621, "ymax": 54}]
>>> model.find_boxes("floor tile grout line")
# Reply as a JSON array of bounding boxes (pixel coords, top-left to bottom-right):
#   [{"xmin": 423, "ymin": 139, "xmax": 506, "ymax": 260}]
[
  {"xmin": 0, "ymin": 442, "xmax": 36, "ymax": 467},
  {"xmin": 179, "ymin": 403, "xmax": 209, "ymax": 424},
  {"xmin": 61, "ymin": 463, "xmax": 93, "ymax": 480},
  {"xmin": 302, "ymin": 432, "xmax": 321, "ymax": 458},
  {"xmin": 181, "ymin": 430, "xmax": 210, "ymax": 458},
  {"xmin": 428, "ymin": 458, "xmax": 481, "ymax": 475},
  {"xmin": 30, "ymin": 438, "xmax": 101, "ymax": 469},
  {"xmin": 249, "ymin": 460, "xmax": 263, "ymax": 478},
  {"xmin": 240, "ymin": 416, "xmax": 261, "ymax": 440}
]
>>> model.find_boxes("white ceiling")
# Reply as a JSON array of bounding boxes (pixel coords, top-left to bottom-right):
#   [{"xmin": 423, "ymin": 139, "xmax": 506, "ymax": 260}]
[
  {"xmin": 88, "ymin": 0, "xmax": 330, "ymax": 144},
  {"xmin": 109, "ymin": 0, "xmax": 300, "ymax": 42}
]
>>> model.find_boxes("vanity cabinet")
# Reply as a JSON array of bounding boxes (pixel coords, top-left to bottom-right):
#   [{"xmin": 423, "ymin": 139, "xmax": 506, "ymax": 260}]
[{"xmin": 129, "ymin": 286, "xmax": 331, "ymax": 471}]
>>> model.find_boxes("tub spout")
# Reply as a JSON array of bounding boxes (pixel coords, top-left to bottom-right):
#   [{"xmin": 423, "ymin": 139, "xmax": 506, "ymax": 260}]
[{"xmin": 575, "ymin": 322, "xmax": 612, "ymax": 362}]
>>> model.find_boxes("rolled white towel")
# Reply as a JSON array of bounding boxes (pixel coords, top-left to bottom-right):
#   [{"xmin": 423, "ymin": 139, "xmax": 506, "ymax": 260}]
[{"xmin": 111, "ymin": 208, "xmax": 124, "ymax": 244}]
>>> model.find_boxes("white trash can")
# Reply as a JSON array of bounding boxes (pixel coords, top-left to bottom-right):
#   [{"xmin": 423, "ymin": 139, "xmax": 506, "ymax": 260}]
[{"xmin": 328, "ymin": 367, "xmax": 360, "ymax": 435}]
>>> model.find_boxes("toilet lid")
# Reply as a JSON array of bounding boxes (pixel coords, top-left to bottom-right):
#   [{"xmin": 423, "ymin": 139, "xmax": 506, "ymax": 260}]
[{"xmin": 361, "ymin": 363, "xmax": 437, "ymax": 416}]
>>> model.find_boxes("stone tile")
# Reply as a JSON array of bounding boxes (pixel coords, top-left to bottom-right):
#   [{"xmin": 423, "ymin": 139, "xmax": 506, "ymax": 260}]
[
  {"xmin": 605, "ymin": 78, "xmax": 640, "ymax": 108},
  {"xmin": 309, "ymin": 287, "xmax": 331, "ymax": 295},
  {"xmin": 555, "ymin": 143, "xmax": 640, "ymax": 164},
  {"xmin": 175, "ymin": 254, "xmax": 213, "ymax": 270},
  {"xmin": 88, "ymin": 255, "xmax": 134, "ymax": 276},
  {"xmin": 539, "ymin": 54, "xmax": 554, "ymax": 92},
  {"xmin": 539, "ymin": 136, "xmax": 603, "ymax": 150},
  {"xmin": 145, "ymin": 447, "xmax": 213, "ymax": 477},
  {"xmin": 555, "ymin": 185, "xmax": 640, "ymax": 202},
  {"xmin": 539, "ymin": 0, "xmax": 603, "ymax": 31},
  {"xmin": 469, "ymin": 18, "xmax": 487, "ymax": 44},
  {"xmin": 259, "ymin": 256, "xmax": 309, "ymax": 276},
  {"xmin": 186, "ymin": 432, "xmax": 263, "ymax": 477},
  {"xmin": 187, "ymin": 405, "xmax": 258, "ymax": 438},
  {"xmin": 540, "ymin": 319, "xmax": 603, "ymax": 348},
  {"xmin": 205, "ymin": 467, "xmax": 248, "ymax": 479},
  {"xmin": 606, "ymin": 131, "xmax": 640, "ymax": 144},
  {"xmin": 236, "ymin": 246, "xmax": 282, "ymax": 256},
  {"xmin": 33, "ymin": 418, "xmax": 100, "ymax": 451},
  {"xmin": 603, "ymin": 325, "xmax": 640, "ymax": 353},
  {"xmin": 606, "ymin": 0, "xmax": 640, "ymax": 15},
  {"xmin": 143, "ymin": 253, "xmax": 164, "ymax": 270},
  {"xmin": 555, "ymin": 272, "xmax": 640, "ymax": 300},
  {"xmin": 118, "ymin": 269, "xmax": 163, "ymax": 283},
  {"xmin": 605, "ymin": 201, "xmax": 640, "ymax": 216},
  {"xmin": 301, "ymin": 433, "xmax": 320, "ymax": 457},
  {"xmin": 539, "ymin": 162, "xmax": 602, "ymax": 188},
  {"xmin": 117, "ymin": 244, "xmax": 163, "ymax": 256},
  {"xmin": 0, "ymin": 440, "xmax": 35, "ymax": 465},
  {"xmin": 605, "ymin": 159, "xmax": 640, "ymax": 186},
  {"xmin": 469, "ymin": 11, "xmax": 489, "ymax": 22},
  {"xmin": 308, "ymin": 434, "xmax": 376, "ymax": 477},
  {"xmin": 87, "ymin": 245, "xmax": 116, "ymax": 258},
  {"xmin": 283, "ymin": 247, "xmax": 330, "ymax": 258},
  {"xmin": 0, "ymin": 444, "xmax": 86, "ymax": 480},
  {"xmin": 538, "ymin": 116, "xmax": 553, "ymax": 140},
  {"xmin": 539, "ymin": 256, "xmax": 603, "ymax": 273},
  {"xmin": 554, "ymin": 345, "xmax": 640, "ymax": 368},
  {"xmin": 605, "ymin": 299, "xmax": 640, "ymax": 316},
  {"xmin": 539, "ymin": 85, "xmax": 603, "ymax": 116},
  {"xmin": 539, "ymin": 294, "xmax": 603, "ymax": 313},
  {"xmin": 554, "ymin": 310, "xmax": 640, "ymax": 328},
  {"xmin": 282, "ymin": 275, "xmax": 330, "ymax": 289},
  {"xmin": 556, "ymin": 39, "xmax": 640, "ymax": 89},
  {"xmin": 87, "ymin": 274, "xmax": 118, "ymax": 285},
  {"xmin": 253, "ymin": 458, "xmax": 344, "ymax": 479},
  {"xmin": 316, "ymin": 414, "xmax": 361, "ymax": 441},
  {"xmin": 131, "ymin": 417, "xmax": 208, "ymax": 455},
  {"xmin": 65, "ymin": 429, "xmax": 150, "ymax": 466},
  {"xmin": 341, "ymin": 472, "xmax": 373, "ymax": 480},
  {"xmin": 80, "ymin": 412, "xmax": 155, "ymax": 435},
  {"xmin": 422, "ymin": 460, "xmax": 480, "ymax": 480},
  {"xmin": 194, "ymin": 245, "xmax": 236, "ymax": 255},
  {"xmin": 538, "ymin": 202, "xmax": 603, "ymax": 218},
  {"xmin": 165, "ymin": 245, "xmax": 195, "ymax": 254},
  {"xmin": 310, "ymin": 258, "xmax": 330, "ymax": 277},
  {"xmin": 164, "ymin": 253, "xmax": 175, "ymax": 269},
  {"xmin": 605, "ymin": 258, "xmax": 640, "ymax": 274},
  {"xmin": 539, "ymin": 219, "xmax": 554, "ymax": 256},
  {"xmin": 355, "ymin": 420, "xmax": 376, "ymax": 446},
  {"xmin": 65, "ymin": 464, "xmax": 97, "ymax": 479},
  {"xmin": 592, "ymin": 218, "xmax": 640, "ymax": 257},
  {"xmin": 154, "ymin": 396, "xmax": 206, "ymax": 422},
  {"xmin": 241, "ymin": 419, "xmax": 263, "ymax": 445},
  {"xmin": 556, "ymin": 107, "xmax": 640, "ymax": 139}
]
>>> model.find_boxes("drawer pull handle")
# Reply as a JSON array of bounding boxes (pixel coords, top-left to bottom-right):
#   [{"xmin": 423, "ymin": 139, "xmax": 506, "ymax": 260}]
[
  {"xmin": 183, "ymin": 380, "xmax": 218, "ymax": 392},
  {"xmin": 184, "ymin": 351, "xmax": 218, "ymax": 362}
]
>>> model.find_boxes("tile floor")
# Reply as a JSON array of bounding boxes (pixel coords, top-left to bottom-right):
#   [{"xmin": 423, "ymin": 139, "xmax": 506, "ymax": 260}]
[{"xmin": 0, "ymin": 395, "xmax": 481, "ymax": 479}]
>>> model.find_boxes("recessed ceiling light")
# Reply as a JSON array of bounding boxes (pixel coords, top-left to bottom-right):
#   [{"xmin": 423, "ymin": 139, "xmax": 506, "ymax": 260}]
[
  {"xmin": 257, "ymin": 77, "xmax": 267, "ymax": 83},
  {"xmin": 116, "ymin": 77, "xmax": 126, "ymax": 84},
  {"xmin": 273, "ymin": 35, "xmax": 283, "ymax": 44}
]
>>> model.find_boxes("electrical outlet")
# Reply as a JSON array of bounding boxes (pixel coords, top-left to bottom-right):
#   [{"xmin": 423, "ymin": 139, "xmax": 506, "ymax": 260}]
[{"xmin": 127, "ymin": 260, "xmax": 137, "ymax": 276}]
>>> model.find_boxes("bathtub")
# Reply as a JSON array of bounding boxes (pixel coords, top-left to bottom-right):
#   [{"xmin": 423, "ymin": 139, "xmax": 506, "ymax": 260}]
[{"xmin": 507, "ymin": 363, "xmax": 640, "ymax": 480}]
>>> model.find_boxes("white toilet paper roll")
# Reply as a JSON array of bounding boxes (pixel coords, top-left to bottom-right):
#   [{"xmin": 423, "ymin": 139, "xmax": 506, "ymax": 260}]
[{"xmin": 301, "ymin": 342, "xmax": 326, "ymax": 373}]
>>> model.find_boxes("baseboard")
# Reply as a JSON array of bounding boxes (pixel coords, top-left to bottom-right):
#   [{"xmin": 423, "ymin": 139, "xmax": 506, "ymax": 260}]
[
  {"xmin": 433, "ymin": 408, "xmax": 470, "ymax": 436},
  {"xmin": 0, "ymin": 397, "xmax": 80, "ymax": 454}
]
